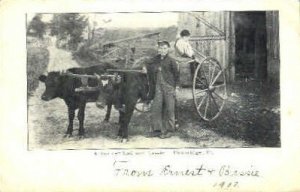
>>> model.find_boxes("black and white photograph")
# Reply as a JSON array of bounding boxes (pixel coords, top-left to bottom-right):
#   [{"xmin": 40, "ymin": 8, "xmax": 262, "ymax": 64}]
[
  {"xmin": 2, "ymin": 0, "xmax": 300, "ymax": 191},
  {"xmin": 27, "ymin": 11, "xmax": 280, "ymax": 150}
]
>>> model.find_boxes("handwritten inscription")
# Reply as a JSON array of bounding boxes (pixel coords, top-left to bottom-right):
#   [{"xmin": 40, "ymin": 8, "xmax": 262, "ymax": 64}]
[
  {"xmin": 113, "ymin": 160, "xmax": 260, "ymax": 178},
  {"xmin": 114, "ymin": 161, "xmax": 153, "ymax": 177},
  {"xmin": 92, "ymin": 150, "xmax": 261, "ymax": 189},
  {"xmin": 213, "ymin": 181, "xmax": 239, "ymax": 189}
]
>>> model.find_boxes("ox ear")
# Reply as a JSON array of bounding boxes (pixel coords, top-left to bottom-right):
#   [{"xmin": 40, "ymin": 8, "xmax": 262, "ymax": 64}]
[{"xmin": 39, "ymin": 75, "xmax": 47, "ymax": 82}]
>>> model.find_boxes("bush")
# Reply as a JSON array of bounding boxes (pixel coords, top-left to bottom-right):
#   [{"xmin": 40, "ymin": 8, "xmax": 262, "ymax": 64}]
[{"xmin": 27, "ymin": 47, "xmax": 49, "ymax": 95}]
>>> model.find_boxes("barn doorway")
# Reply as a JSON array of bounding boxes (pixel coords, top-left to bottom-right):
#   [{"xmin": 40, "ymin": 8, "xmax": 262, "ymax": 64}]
[{"xmin": 234, "ymin": 12, "xmax": 267, "ymax": 81}]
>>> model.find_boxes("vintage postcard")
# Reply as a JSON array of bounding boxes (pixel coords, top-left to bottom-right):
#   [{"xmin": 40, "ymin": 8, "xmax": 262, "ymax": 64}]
[
  {"xmin": 0, "ymin": 0, "xmax": 299, "ymax": 191},
  {"xmin": 27, "ymin": 11, "xmax": 280, "ymax": 150}
]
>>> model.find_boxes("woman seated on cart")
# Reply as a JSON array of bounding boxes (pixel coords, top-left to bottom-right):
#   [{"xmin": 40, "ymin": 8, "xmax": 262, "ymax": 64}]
[{"xmin": 174, "ymin": 29, "xmax": 198, "ymax": 80}]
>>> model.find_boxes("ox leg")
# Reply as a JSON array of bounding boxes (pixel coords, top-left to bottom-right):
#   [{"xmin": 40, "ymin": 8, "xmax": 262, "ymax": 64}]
[
  {"xmin": 118, "ymin": 111, "xmax": 122, "ymax": 125},
  {"xmin": 104, "ymin": 100, "xmax": 112, "ymax": 122},
  {"xmin": 65, "ymin": 106, "xmax": 75, "ymax": 137},
  {"xmin": 120, "ymin": 101, "xmax": 136, "ymax": 141},
  {"xmin": 78, "ymin": 103, "xmax": 86, "ymax": 137},
  {"xmin": 117, "ymin": 111, "xmax": 125, "ymax": 137}
]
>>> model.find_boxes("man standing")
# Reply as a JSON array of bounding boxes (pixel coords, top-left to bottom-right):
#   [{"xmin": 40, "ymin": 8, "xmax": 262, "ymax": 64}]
[{"xmin": 147, "ymin": 41, "xmax": 180, "ymax": 139}]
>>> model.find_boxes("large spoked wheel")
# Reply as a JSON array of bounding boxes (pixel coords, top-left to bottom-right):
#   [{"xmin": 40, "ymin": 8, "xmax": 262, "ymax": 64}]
[
  {"xmin": 135, "ymin": 74, "xmax": 151, "ymax": 113},
  {"xmin": 135, "ymin": 98, "xmax": 151, "ymax": 112},
  {"xmin": 192, "ymin": 57, "xmax": 227, "ymax": 121}
]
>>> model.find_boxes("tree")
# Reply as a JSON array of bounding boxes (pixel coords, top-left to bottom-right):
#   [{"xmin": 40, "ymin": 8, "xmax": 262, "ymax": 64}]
[
  {"xmin": 50, "ymin": 13, "xmax": 88, "ymax": 50},
  {"xmin": 27, "ymin": 14, "xmax": 46, "ymax": 39}
]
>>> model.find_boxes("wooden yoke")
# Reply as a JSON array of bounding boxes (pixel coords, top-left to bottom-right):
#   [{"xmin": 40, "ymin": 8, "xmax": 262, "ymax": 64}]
[
  {"xmin": 107, "ymin": 69, "xmax": 146, "ymax": 74},
  {"xmin": 64, "ymin": 71, "xmax": 116, "ymax": 92}
]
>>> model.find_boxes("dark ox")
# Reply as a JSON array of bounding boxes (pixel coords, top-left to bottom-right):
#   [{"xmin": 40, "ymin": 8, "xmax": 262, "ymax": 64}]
[
  {"xmin": 39, "ymin": 64, "xmax": 115, "ymax": 138},
  {"xmin": 96, "ymin": 65, "xmax": 156, "ymax": 142}
]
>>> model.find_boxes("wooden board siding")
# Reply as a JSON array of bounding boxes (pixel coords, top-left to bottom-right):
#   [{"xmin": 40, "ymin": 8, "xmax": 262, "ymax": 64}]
[
  {"xmin": 266, "ymin": 11, "xmax": 280, "ymax": 84},
  {"xmin": 177, "ymin": 12, "xmax": 235, "ymax": 83}
]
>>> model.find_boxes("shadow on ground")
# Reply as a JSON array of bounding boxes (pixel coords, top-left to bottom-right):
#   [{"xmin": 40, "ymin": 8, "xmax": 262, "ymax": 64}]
[{"xmin": 175, "ymin": 79, "xmax": 280, "ymax": 147}]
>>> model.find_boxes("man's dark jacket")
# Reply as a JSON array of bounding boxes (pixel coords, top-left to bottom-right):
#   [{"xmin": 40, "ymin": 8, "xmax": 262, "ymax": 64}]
[{"xmin": 145, "ymin": 54, "xmax": 180, "ymax": 100}]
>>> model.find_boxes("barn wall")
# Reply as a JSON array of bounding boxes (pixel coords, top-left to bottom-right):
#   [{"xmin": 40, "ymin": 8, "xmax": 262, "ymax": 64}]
[
  {"xmin": 266, "ymin": 11, "xmax": 280, "ymax": 84},
  {"xmin": 177, "ymin": 12, "xmax": 235, "ymax": 82},
  {"xmin": 177, "ymin": 11, "xmax": 279, "ymax": 84}
]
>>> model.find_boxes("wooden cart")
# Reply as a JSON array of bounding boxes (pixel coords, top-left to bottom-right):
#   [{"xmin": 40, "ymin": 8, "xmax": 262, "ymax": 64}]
[{"xmin": 67, "ymin": 31, "xmax": 227, "ymax": 122}]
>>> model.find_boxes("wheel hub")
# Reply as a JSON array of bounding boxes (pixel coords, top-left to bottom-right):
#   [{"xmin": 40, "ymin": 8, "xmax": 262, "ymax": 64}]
[{"xmin": 208, "ymin": 86, "xmax": 215, "ymax": 92}]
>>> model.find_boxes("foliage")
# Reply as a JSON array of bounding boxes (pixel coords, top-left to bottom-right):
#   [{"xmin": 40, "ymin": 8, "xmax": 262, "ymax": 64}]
[
  {"xmin": 27, "ymin": 47, "xmax": 49, "ymax": 95},
  {"xmin": 27, "ymin": 14, "xmax": 46, "ymax": 39},
  {"xmin": 50, "ymin": 13, "xmax": 88, "ymax": 50}
]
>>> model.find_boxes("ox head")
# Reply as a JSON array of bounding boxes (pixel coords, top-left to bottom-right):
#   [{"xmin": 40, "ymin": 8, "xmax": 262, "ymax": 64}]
[
  {"xmin": 96, "ymin": 73, "xmax": 122, "ymax": 109},
  {"xmin": 39, "ymin": 72, "xmax": 63, "ymax": 101}
]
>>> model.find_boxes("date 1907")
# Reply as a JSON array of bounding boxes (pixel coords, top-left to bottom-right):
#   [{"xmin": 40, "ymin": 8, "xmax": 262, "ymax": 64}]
[{"xmin": 213, "ymin": 181, "xmax": 239, "ymax": 189}]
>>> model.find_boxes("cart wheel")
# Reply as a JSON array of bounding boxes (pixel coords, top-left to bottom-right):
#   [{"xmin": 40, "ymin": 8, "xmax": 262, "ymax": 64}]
[
  {"xmin": 192, "ymin": 57, "xmax": 227, "ymax": 121},
  {"xmin": 135, "ymin": 76, "xmax": 151, "ymax": 113},
  {"xmin": 135, "ymin": 99, "xmax": 151, "ymax": 112}
]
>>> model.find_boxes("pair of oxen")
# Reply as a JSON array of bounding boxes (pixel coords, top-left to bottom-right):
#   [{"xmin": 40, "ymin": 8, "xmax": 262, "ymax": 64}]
[{"xmin": 39, "ymin": 62, "xmax": 155, "ymax": 142}]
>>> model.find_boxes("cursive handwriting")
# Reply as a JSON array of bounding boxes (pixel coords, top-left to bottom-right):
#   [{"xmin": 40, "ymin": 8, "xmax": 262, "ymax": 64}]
[
  {"xmin": 114, "ymin": 160, "xmax": 153, "ymax": 177},
  {"xmin": 113, "ymin": 160, "xmax": 260, "ymax": 178}
]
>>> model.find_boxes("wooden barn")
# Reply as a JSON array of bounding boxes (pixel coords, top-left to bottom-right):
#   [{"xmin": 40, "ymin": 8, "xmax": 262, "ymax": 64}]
[{"xmin": 177, "ymin": 11, "xmax": 280, "ymax": 85}]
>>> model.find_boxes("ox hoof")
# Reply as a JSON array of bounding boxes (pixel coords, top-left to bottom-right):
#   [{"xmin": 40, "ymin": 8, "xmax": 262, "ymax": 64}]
[
  {"xmin": 64, "ymin": 131, "xmax": 73, "ymax": 138},
  {"xmin": 121, "ymin": 138, "xmax": 129, "ymax": 143},
  {"xmin": 78, "ymin": 135, "xmax": 85, "ymax": 139},
  {"xmin": 114, "ymin": 135, "xmax": 121, "ymax": 141},
  {"xmin": 102, "ymin": 120, "xmax": 110, "ymax": 124},
  {"xmin": 78, "ymin": 133, "xmax": 85, "ymax": 139},
  {"xmin": 63, "ymin": 133, "xmax": 73, "ymax": 138}
]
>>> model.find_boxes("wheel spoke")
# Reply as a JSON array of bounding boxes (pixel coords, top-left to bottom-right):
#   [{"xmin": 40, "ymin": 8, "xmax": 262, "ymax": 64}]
[
  {"xmin": 211, "ymin": 83, "xmax": 225, "ymax": 89},
  {"xmin": 196, "ymin": 75, "xmax": 207, "ymax": 86},
  {"xmin": 196, "ymin": 82, "xmax": 206, "ymax": 86},
  {"xmin": 210, "ymin": 93, "xmax": 220, "ymax": 112},
  {"xmin": 210, "ymin": 70, "xmax": 223, "ymax": 86},
  {"xmin": 195, "ymin": 89, "xmax": 208, "ymax": 95},
  {"xmin": 204, "ymin": 95, "xmax": 210, "ymax": 119},
  {"xmin": 212, "ymin": 91, "xmax": 225, "ymax": 101},
  {"xmin": 209, "ymin": 64, "xmax": 216, "ymax": 85},
  {"xmin": 208, "ymin": 64, "xmax": 212, "ymax": 83},
  {"xmin": 201, "ymin": 65, "xmax": 209, "ymax": 85},
  {"xmin": 196, "ymin": 77, "xmax": 206, "ymax": 85},
  {"xmin": 197, "ymin": 93, "xmax": 207, "ymax": 110}
]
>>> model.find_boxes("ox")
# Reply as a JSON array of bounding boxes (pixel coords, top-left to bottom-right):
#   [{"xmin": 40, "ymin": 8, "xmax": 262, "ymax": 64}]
[
  {"xmin": 96, "ymin": 65, "xmax": 156, "ymax": 142},
  {"xmin": 39, "ymin": 63, "xmax": 115, "ymax": 138}
]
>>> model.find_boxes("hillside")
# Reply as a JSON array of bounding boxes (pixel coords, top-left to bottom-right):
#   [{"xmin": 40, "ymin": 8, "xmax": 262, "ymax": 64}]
[
  {"xmin": 74, "ymin": 25, "xmax": 178, "ymax": 68},
  {"xmin": 94, "ymin": 25, "xmax": 178, "ymax": 44}
]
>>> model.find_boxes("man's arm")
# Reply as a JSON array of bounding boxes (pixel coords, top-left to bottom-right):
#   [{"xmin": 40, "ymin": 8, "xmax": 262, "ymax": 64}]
[{"xmin": 170, "ymin": 59, "xmax": 180, "ymax": 86}]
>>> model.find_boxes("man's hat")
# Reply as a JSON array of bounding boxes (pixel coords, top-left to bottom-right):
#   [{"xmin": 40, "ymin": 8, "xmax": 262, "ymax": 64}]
[{"xmin": 157, "ymin": 40, "xmax": 170, "ymax": 47}]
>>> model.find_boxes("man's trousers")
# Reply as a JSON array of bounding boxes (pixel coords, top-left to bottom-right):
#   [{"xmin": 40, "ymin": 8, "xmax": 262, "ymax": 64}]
[{"xmin": 151, "ymin": 72, "xmax": 176, "ymax": 134}]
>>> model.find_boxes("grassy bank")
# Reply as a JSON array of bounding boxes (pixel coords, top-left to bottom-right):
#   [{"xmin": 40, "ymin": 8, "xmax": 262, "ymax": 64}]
[{"xmin": 27, "ymin": 40, "xmax": 49, "ymax": 95}]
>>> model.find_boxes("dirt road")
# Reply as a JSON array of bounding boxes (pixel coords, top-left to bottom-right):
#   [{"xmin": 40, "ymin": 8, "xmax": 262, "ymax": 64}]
[{"xmin": 46, "ymin": 37, "xmax": 79, "ymax": 71}]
